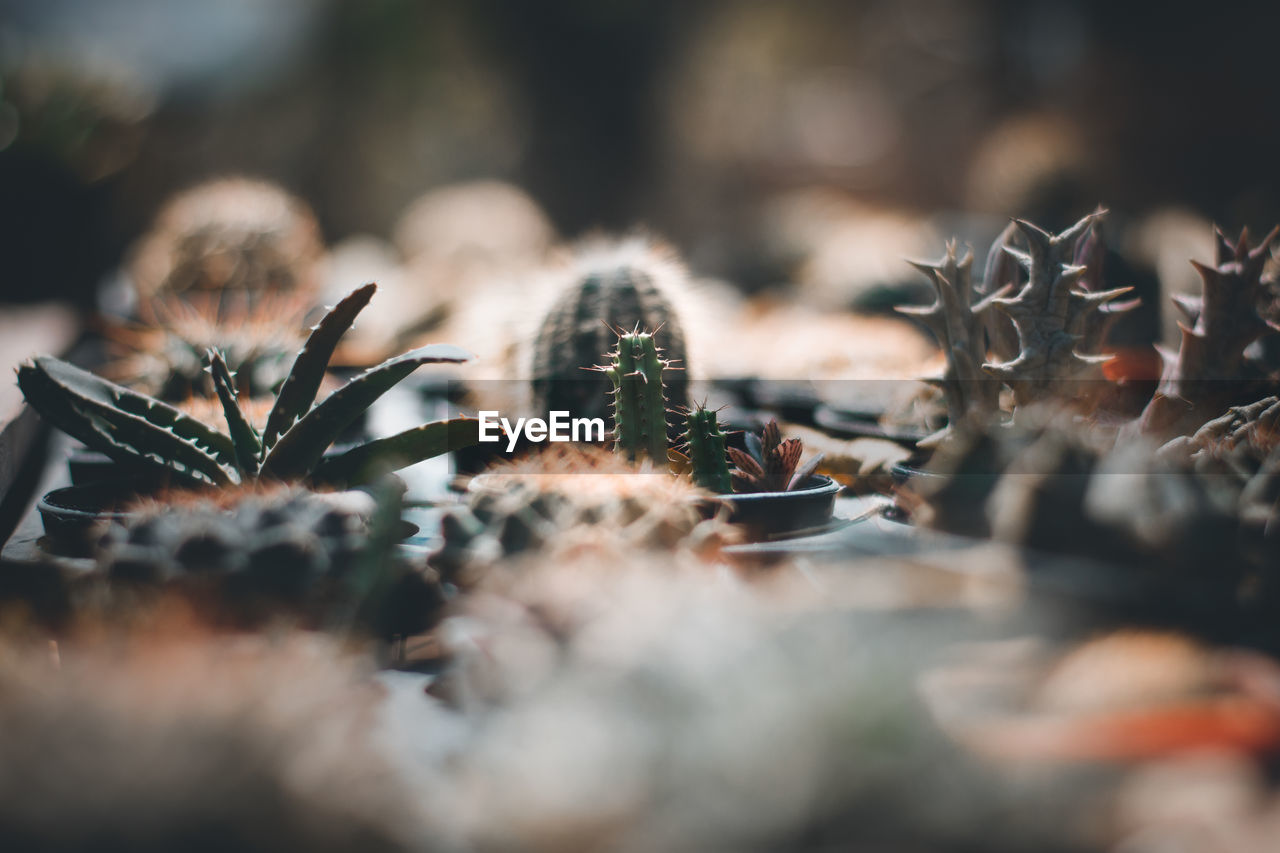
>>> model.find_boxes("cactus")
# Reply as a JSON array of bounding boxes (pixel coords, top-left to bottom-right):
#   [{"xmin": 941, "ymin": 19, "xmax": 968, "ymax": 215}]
[
  {"xmin": 430, "ymin": 446, "xmax": 735, "ymax": 585},
  {"xmin": 106, "ymin": 292, "xmax": 305, "ymax": 400},
  {"xmin": 897, "ymin": 241, "xmax": 1004, "ymax": 445},
  {"xmin": 99, "ymin": 484, "xmax": 444, "ymax": 638},
  {"xmin": 530, "ymin": 239, "xmax": 689, "ymax": 435},
  {"xmin": 683, "ymin": 405, "xmax": 732, "ymax": 494},
  {"xmin": 1139, "ymin": 226, "xmax": 1280, "ymax": 437},
  {"xmin": 595, "ymin": 327, "xmax": 674, "ymax": 467},
  {"xmin": 18, "ymin": 283, "xmax": 482, "ymax": 489},
  {"xmin": 727, "ymin": 420, "xmax": 823, "ymax": 493},
  {"xmin": 981, "ymin": 210, "xmax": 1136, "ymax": 408},
  {"xmin": 128, "ymin": 177, "xmax": 324, "ymax": 306}
]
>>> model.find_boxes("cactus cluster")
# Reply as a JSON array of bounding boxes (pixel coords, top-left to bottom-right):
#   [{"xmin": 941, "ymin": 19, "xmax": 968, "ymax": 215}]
[
  {"xmin": 98, "ymin": 484, "xmax": 444, "ymax": 638},
  {"xmin": 430, "ymin": 446, "xmax": 734, "ymax": 585},
  {"xmin": 19, "ymin": 283, "xmax": 481, "ymax": 489},
  {"xmin": 1139, "ymin": 227, "xmax": 1280, "ymax": 437},
  {"xmin": 899, "ymin": 210, "xmax": 1135, "ymax": 441},
  {"xmin": 531, "ymin": 240, "xmax": 689, "ymax": 436}
]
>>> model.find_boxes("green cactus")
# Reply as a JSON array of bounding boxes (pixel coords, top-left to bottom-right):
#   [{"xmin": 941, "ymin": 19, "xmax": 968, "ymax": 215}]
[
  {"xmin": 683, "ymin": 405, "xmax": 731, "ymax": 494},
  {"xmin": 18, "ymin": 283, "xmax": 483, "ymax": 489},
  {"xmin": 100, "ymin": 483, "xmax": 445, "ymax": 639},
  {"xmin": 530, "ymin": 240, "xmax": 689, "ymax": 437},
  {"xmin": 597, "ymin": 328, "xmax": 672, "ymax": 467}
]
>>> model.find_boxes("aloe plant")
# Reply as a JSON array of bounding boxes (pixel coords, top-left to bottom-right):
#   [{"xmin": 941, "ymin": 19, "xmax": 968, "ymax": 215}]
[{"xmin": 18, "ymin": 283, "xmax": 482, "ymax": 489}]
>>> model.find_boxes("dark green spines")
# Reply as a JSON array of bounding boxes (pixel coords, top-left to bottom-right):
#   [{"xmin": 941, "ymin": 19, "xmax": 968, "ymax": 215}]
[
  {"xmin": 685, "ymin": 407, "xmax": 731, "ymax": 493},
  {"xmin": 531, "ymin": 258, "xmax": 688, "ymax": 437},
  {"xmin": 604, "ymin": 331, "xmax": 670, "ymax": 467}
]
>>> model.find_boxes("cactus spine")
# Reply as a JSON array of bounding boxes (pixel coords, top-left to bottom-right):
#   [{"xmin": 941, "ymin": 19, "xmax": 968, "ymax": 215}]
[
  {"xmin": 684, "ymin": 405, "xmax": 731, "ymax": 493},
  {"xmin": 599, "ymin": 329, "xmax": 672, "ymax": 467}
]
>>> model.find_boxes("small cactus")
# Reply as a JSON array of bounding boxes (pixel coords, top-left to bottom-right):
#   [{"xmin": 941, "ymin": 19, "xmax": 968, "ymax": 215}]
[
  {"xmin": 981, "ymin": 210, "xmax": 1136, "ymax": 409},
  {"xmin": 596, "ymin": 327, "xmax": 674, "ymax": 468},
  {"xmin": 1139, "ymin": 226, "xmax": 1280, "ymax": 437},
  {"xmin": 99, "ymin": 484, "xmax": 445, "ymax": 639},
  {"xmin": 18, "ymin": 283, "xmax": 481, "ymax": 489},
  {"xmin": 683, "ymin": 405, "xmax": 732, "ymax": 494},
  {"xmin": 897, "ymin": 241, "xmax": 1003, "ymax": 445},
  {"xmin": 530, "ymin": 239, "xmax": 689, "ymax": 435}
]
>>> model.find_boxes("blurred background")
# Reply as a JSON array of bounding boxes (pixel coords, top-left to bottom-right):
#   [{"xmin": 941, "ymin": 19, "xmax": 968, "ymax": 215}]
[{"xmin": 2, "ymin": 0, "xmax": 1278, "ymax": 306}]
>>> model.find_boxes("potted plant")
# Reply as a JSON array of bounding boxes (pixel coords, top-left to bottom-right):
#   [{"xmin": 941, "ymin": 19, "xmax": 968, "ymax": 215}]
[{"xmin": 22, "ymin": 283, "xmax": 482, "ymax": 552}]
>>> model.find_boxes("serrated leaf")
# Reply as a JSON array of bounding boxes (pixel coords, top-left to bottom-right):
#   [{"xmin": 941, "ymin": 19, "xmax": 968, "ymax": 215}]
[
  {"xmin": 206, "ymin": 349, "xmax": 262, "ymax": 474},
  {"xmin": 310, "ymin": 418, "xmax": 481, "ymax": 487},
  {"xmin": 262, "ymin": 282, "xmax": 377, "ymax": 449},
  {"xmin": 260, "ymin": 344, "xmax": 472, "ymax": 481}
]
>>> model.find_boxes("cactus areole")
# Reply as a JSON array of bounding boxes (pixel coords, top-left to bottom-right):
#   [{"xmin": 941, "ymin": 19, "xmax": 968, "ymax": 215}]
[{"xmin": 18, "ymin": 283, "xmax": 483, "ymax": 490}]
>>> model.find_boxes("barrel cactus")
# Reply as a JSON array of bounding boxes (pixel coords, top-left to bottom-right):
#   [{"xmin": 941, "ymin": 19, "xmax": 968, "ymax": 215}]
[
  {"xmin": 530, "ymin": 239, "xmax": 689, "ymax": 435},
  {"xmin": 18, "ymin": 283, "xmax": 482, "ymax": 489}
]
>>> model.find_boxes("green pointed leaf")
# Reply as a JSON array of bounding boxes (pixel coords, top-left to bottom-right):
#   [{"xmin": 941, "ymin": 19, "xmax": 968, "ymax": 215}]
[
  {"xmin": 18, "ymin": 357, "xmax": 233, "ymax": 486},
  {"xmin": 260, "ymin": 344, "xmax": 472, "ymax": 481},
  {"xmin": 206, "ymin": 349, "xmax": 263, "ymax": 474},
  {"xmin": 262, "ymin": 282, "xmax": 377, "ymax": 449},
  {"xmin": 311, "ymin": 418, "xmax": 482, "ymax": 487}
]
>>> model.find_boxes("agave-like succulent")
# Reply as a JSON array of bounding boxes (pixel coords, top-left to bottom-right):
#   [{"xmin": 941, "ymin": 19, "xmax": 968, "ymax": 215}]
[
  {"xmin": 19, "ymin": 283, "xmax": 482, "ymax": 489},
  {"xmin": 727, "ymin": 420, "xmax": 823, "ymax": 493}
]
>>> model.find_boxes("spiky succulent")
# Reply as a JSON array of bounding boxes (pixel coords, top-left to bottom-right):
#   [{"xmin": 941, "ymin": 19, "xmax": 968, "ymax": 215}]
[
  {"xmin": 897, "ymin": 241, "xmax": 1003, "ymax": 445},
  {"xmin": 595, "ymin": 327, "xmax": 675, "ymax": 468},
  {"xmin": 981, "ymin": 210, "xmax": 1136, "ymax": 408},
  {"xmin": 531, "ymin": 240, "xmax": 689, "ymax": 436},
  {"xmin": 727, "ymin": 420, "xmax": 822, "ymax": 493},
  {"xmin": 431, "ymin": 446, "xmax": 734, "ymax": 586},
  {"xmin": 1139, "ymin": 226, "xmax": 1280, "ymax": 437},
  {"xmin": 105, "ymin": 292, "xmax": 306, "ymax": 400},
  {"xmin": 128, "ymin": 177, "xmax": 324, "ymax": 305},
  {"xmin": 682, "ymin": 405, "xmax": 732, "ymax": 494},
  {"xmin": 99, "ymin": 483, "xmax": 444, "ymax": 638},
  {"xmin": 18, "ymin": 283, "xmax": 481, "ymax": 489}
]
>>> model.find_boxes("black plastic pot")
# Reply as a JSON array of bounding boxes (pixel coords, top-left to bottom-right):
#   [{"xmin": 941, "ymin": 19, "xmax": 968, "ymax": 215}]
[
  {"xmin": 708, "ymin": 474, "xmax": 841, "ymax": 540},
  {"xmin": 37, "ymin": 481, "xmax": 146, "ymax": 556}
]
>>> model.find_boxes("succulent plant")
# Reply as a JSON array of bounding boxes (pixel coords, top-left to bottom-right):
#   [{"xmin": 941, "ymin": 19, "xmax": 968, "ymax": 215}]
[
  {"xmin": 99, "ymin": 483, "xmax": 444, "ymax": 638},
  {"xmin": 530, "ymin": 239, "xmax": 689, "ymax": 435},
  {"xmin": 1139, "ymin": 226, "xmax": 1280, "ymax": 437},
  {"xmin": 128, "ymin": 177, "xmax": 324, "ymax": 307},
  {"xmin": 430, "ymin": 446, "xmax": 734, "ymax": 586},
  {"xmin": 595, "ymin": 327, "xmax": 675, "ymax": 467},
  {"xmin": 18, "ymin": 283, "xmax": 481, "ymax": 489},
  {"xmin": 897, "ymin": 240, "xmax": 1004, "ymax": 446},
  {"xmin": 980, "ymin": 210, "xmax": 1136, "ymax": 409},
  {"xmin": 727, "ymin": 420, "xmax": 822, "ymax": 493},
  {"xmin": 105, "ymin": 292, "xmax": 306, "ymax": 400},
  {"xmin": 682, "ymin": 404, "xmax": 732, "ymax": 494}
]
